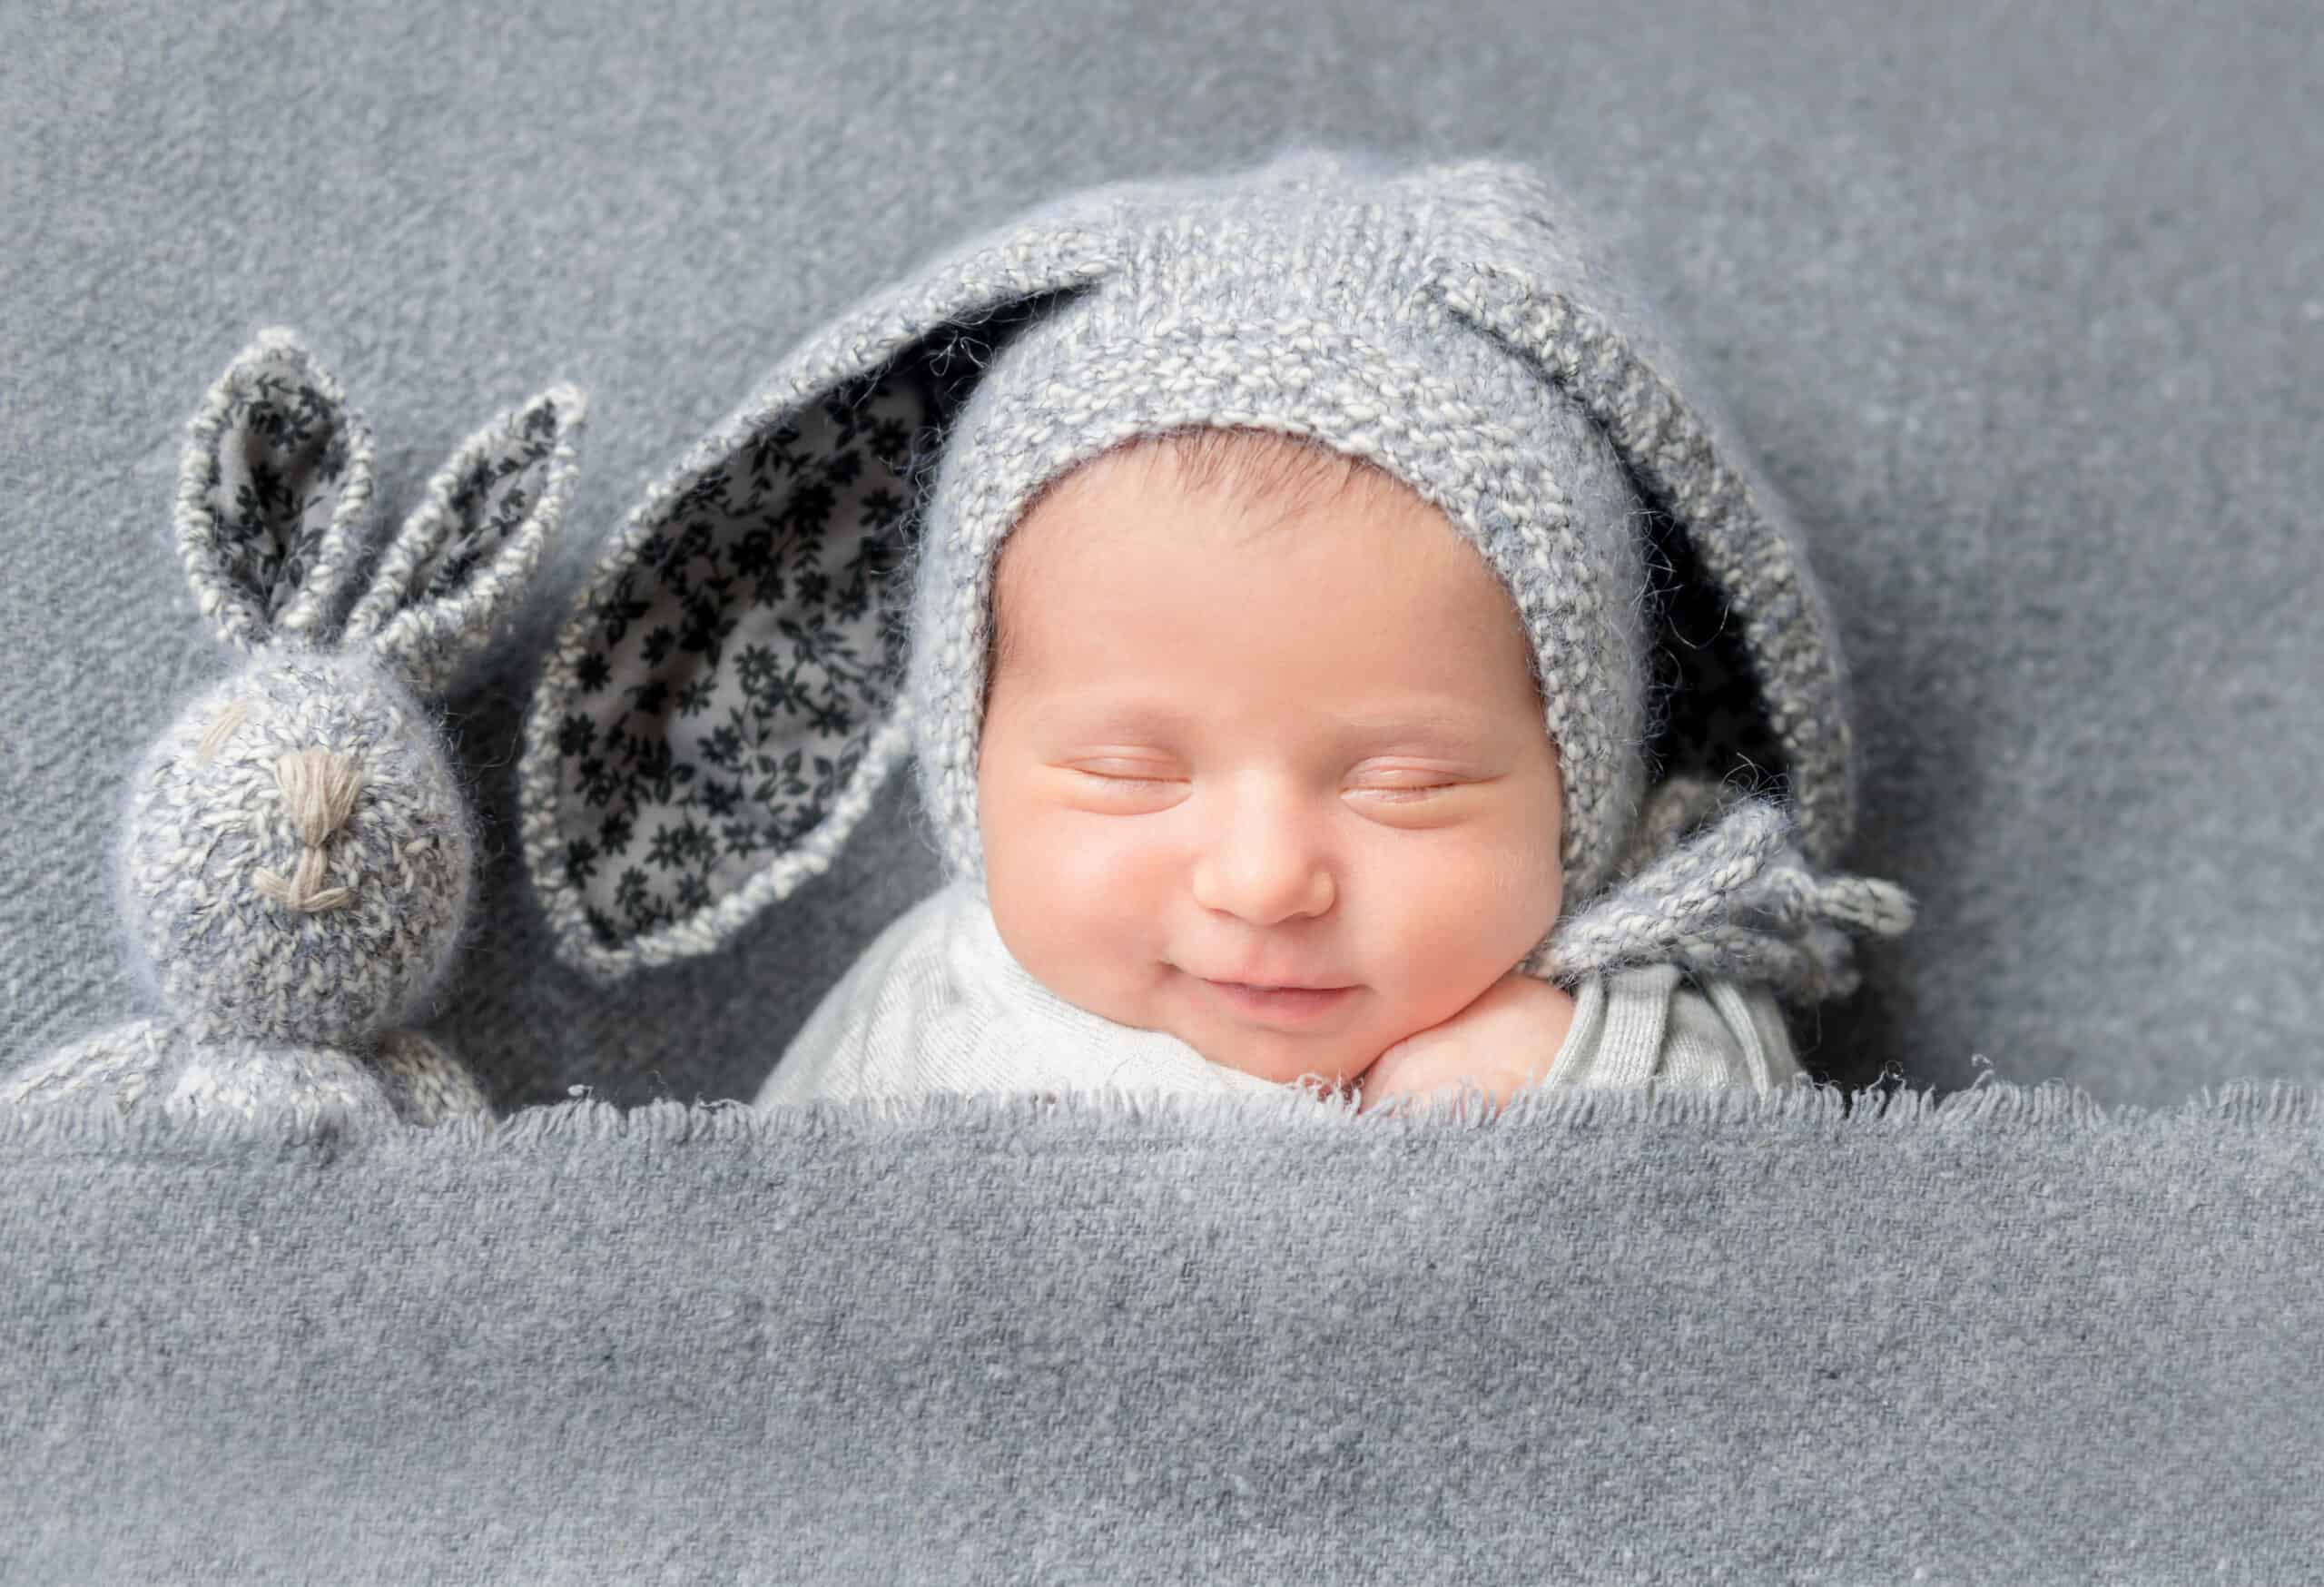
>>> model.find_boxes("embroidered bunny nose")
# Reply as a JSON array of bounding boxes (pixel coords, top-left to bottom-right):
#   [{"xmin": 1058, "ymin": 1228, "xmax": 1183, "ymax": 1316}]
[{"xmin": 251, "ymin": 747, "xmax": 366, "ymax": 912}]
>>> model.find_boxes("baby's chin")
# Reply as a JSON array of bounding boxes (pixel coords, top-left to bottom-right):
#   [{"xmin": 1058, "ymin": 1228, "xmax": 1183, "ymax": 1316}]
[
  {"xmin": 1049, "ymin": 963, "xmax": 1388, "ymax": 1090},
  {"xmin": 1162, "ymin": 986, "xmax": 1381, "ymax": 1091},
  {"xmin": 1207, "ymin": 1049, "xmax": 1370, "ymax": 1094}
]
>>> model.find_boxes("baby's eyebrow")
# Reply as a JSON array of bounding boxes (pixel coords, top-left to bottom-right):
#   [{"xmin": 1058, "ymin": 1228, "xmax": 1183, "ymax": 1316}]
[
  {"xmin": 1328, "ymin": 705, "xmax": 1500, "ymax": 743},
  {"xmin": 1033, "ymin": 695, "xmax": 1500, "ymax": 745}
]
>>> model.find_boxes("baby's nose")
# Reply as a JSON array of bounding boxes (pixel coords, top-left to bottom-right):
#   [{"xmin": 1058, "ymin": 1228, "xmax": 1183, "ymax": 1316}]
[{"xmin": 1195, "ymin": 818, "xmax": 1336, "ymax": 922}]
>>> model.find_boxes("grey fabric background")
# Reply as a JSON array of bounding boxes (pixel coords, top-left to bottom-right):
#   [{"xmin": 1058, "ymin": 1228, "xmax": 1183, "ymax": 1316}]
[
  {"xmin": 5, "ymin": 0, "xmax": 2319, "ymax": 1110},
  {"xmin": 5, "ymin": 6, "xmax": 2322, "ymax": 1582}
]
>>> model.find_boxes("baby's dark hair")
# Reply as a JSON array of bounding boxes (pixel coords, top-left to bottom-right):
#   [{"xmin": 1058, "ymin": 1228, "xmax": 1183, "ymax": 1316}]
[{"xmin": 1142, "ymin": 425, "xmax": 1372, "ymax": 527}]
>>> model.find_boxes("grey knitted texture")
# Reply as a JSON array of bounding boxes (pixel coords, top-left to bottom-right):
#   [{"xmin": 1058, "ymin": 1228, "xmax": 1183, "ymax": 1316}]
[
  {"xmin": 903, "ymin": 207, "xmax": 1654, "ymax": 907},
  {"xmin": 520, "ymin": 146, "xmax": 1911, "ymax": 1002},
  {"xmin": 121, "ymin": 648, "xmax": 475, "ymax": 1046},
  {"xmin": 5, "ymin": 329, "xmax": 587, "ymax": 1124}
]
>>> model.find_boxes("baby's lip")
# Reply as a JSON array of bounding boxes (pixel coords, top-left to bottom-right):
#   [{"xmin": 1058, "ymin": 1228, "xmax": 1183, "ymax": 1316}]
[
  {"xmin": 1198, "ymin": 972, "xmax": 1354, "ymax": 991},
  {"xmin": 1197, "ymin": 977, "xmax": 1359, "ymax": 1029}
]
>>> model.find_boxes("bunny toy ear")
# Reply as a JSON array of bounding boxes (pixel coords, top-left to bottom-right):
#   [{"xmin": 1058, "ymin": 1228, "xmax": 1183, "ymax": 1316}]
[
  {"xmin": 174, "ymin": 328, "xmax": 379, "ymax": 653},
  {"xmin": 340, "ymin": 381, "xmax": 588, "ymax": 697},
  {"xmin": 517, "ymin": 186, "xmax": 1157, "ymax": 981},
  {"xmin": 1407, "ymin": 158, "xmax": 1863, "ymax": 872}
]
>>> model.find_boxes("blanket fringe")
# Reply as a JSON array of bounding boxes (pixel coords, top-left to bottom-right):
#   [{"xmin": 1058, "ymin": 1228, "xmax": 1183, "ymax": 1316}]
[{"xmin": 2, "ymin": 1076, "xmax": 2315, "ymax": 1152}]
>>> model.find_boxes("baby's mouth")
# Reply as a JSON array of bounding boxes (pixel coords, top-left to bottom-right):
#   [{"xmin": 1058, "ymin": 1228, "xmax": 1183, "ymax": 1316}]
[{"xmin": 1197, "ymin": 977, "xmax": 1357, "ymax": 1026}]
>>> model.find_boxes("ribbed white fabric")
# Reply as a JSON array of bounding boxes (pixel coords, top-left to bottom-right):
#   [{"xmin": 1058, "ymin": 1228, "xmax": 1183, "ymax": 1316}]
[{"xmin": 753, "ymin": 882, "xmax": 1803, "ymax": 1110}]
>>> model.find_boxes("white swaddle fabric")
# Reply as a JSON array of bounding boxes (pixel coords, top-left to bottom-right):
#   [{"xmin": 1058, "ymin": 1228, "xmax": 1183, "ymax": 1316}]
[{"xmin": 753, "ymin": 880, "xmax": 1805, "ymax": 1110}]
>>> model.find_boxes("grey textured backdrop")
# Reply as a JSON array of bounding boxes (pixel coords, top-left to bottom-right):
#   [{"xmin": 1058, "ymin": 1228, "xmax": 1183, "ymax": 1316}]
[
  {"xmin": 4, "ymin": 0, "xmax": 2319, "ymax": 1110},
  {"xmin": 6, "ymin": 7, "xmax": 2322, "ymax": 1584}
]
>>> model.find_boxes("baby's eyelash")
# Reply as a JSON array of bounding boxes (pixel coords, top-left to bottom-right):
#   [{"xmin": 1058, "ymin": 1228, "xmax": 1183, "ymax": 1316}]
[{"xmin": 1074, "ymin": 770, "xmax": 1457, "ymax": 802}]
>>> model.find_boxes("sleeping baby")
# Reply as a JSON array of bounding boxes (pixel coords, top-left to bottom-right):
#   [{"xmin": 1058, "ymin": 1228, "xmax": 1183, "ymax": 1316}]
[
  {"xmin": 517, "ymin": 146, "xmax": 1917, "ymax": 1116},
  {"xmin": 760, "ymin": 424, "xmax": 1797, "ymax": 1115}
]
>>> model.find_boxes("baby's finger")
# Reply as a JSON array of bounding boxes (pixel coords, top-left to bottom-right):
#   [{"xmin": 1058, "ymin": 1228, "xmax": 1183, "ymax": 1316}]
[{"xmin": 1354, "ymin": 1038, "xmax": 1466, "ymax": 1114}]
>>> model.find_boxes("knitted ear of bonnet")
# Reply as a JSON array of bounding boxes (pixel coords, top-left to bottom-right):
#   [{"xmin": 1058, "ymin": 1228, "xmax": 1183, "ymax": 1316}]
[
  {"xmin": 520, "ymin": 148, "xmax": 1912, "ymax": 1001},
  {"xmin": 1408, "ymin": 159, "xmax": 1918, "ymax": 997},
  {"xmin": 517, "ymin": 177, "xmax": 1150, "ymax": 979}
]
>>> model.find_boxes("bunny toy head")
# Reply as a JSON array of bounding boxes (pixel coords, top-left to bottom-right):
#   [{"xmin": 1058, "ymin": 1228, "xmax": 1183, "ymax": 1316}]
[{"xmin": 120, "ymin": 328, "xmax": 586, "ymax": 1053}]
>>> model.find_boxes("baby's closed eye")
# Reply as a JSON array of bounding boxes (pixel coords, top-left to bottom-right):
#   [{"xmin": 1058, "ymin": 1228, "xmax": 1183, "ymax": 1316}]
[{"xmin": 1065, "ymin": 763, "xmax": 1481, "ymax": 803}]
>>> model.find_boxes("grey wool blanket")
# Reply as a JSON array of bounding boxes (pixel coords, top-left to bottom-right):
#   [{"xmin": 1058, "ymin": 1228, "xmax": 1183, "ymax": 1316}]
[
  {"xmin": 4, "ymin": 0, "xmax": 2320, "ymax": 1581},
  {"xmin": 5, "ymin": 1086, "xmax": 2319, "ymax": 1583}
]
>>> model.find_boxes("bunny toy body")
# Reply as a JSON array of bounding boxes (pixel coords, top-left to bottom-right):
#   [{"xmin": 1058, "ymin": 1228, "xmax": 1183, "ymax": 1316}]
[{"xmin": 1, "ymin": 329, "xmax": 586, "ymax": 1125}]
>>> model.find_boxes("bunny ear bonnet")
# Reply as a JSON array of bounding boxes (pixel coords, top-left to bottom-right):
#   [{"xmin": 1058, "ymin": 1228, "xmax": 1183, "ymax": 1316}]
[{"xmin": 522, "ymin": 147, "xmax": 1912, "ymax": 1000}]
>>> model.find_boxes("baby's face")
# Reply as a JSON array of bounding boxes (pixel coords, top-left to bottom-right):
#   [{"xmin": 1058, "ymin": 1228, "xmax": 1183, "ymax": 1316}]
[{"xmin": 975, "ymin": 435, "xmax": 1566, "ymax": 1090}]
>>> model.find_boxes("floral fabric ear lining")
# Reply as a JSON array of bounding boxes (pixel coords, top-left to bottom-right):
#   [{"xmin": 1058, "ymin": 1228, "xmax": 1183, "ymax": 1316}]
[
  {"xmin": 178, "ymin": 328, "xmax": 379, "ymax": 650},
  {"xmin": 518, "ymin": 204, "xmax": 1127, "ymax": 981},
  {"xmin": 536, "ymin": 367, "xmax": 939, "ymax": 954}
]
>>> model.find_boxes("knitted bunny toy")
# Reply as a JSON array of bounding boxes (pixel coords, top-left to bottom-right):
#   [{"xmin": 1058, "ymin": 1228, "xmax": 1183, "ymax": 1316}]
[{"xmin": 1, "ymin": 328, "xmax": 586, "ymax": 1125}]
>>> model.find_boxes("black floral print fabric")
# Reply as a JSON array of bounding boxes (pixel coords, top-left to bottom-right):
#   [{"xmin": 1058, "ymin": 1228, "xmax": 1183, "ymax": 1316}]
[
  {"xmin": 552, "ymin": 363, "xmax": 941, "ymax": 949},
  {"xmin": 196, "ymin": 344, "xmax": 359, "ymax": 624},
  {"xmin": 409, "ymin": 395, "xmax": 565, "ymax": 604}
]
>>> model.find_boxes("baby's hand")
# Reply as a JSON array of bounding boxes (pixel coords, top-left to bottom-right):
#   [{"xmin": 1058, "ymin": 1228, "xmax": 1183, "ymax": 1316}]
[{"xmin": 1354, "ymin": 971, "xmax": 1578, "ymax": 1116}]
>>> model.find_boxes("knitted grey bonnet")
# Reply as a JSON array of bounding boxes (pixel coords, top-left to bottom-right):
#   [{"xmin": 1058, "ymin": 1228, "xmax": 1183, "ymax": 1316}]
[{"xmin": 521, "ymin": 146, "xmax": 1913, "ymax": 1002}]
